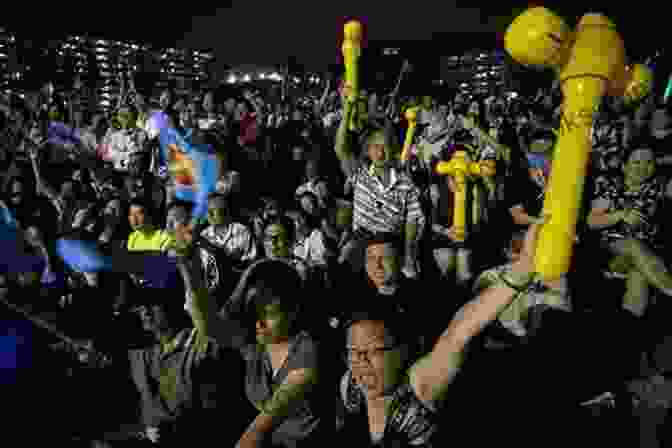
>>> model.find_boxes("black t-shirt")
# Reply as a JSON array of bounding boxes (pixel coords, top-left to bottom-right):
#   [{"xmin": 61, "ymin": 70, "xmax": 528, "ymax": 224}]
[
  {"xmin": 505, "ymin": 173, "xmax": 545, "ymax": 227},
  {"xmin": 650, "ymin": 131, "xmax": 672, "ymax": 179}
]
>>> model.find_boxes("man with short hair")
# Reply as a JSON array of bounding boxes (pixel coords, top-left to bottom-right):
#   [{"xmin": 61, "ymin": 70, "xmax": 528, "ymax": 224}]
[{"xmin": 333, "ymin": 91, "xmax": 425, "ymax": 278}]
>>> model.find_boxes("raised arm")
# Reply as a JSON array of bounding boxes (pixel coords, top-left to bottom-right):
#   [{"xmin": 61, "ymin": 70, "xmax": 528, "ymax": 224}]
[
  {"xmin": 27, "ymin": 142, "xmax": 60, "ymax": 203},
  {"xmin": 174, "ymin": 223, "xmax": 248, "ymax": 350},
  {"xmin": 236, "ymin": 367, "xmax": 318, "ymax": 448},
  {"xmin": 409, "ymin": 222, "xmax": 544, "ymax": 404}
]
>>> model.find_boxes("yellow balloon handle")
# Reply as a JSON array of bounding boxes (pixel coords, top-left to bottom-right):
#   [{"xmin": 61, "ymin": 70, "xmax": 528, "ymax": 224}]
[
  {"xmin": 400, "ymin": 107, "xmax": 419, "ymax": 162},
  {"xmin": 505, "ymin": 7, "xmax": 650, "ymax": 281},
  {"xmin": 435, "ymin": 151, "xmax": 496, "ymax": 243},
  {"xmin": 342, "ymin": 21, "xmax": 362, "ymax": 97}
]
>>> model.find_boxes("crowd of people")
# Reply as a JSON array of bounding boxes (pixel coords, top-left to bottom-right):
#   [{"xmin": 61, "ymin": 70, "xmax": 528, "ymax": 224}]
[{"xmin": 1, "ymin": 63, "xmax": 672, "ymax": 447}]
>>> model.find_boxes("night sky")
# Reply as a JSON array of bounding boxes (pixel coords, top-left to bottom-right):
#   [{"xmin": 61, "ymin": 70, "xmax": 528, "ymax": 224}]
[{"xmin": 2, "ymin": 2, "xmax": 664, "ymax": 74}]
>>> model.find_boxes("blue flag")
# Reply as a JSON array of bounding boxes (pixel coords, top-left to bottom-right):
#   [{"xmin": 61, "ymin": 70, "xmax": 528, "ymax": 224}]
[
  {"xmin": 47, "ymin": 121, "xmax": 82, "ymax": 147},
  {"xmin": 159, "ymin": 127, "xmax": 219, "ymax": 221}
]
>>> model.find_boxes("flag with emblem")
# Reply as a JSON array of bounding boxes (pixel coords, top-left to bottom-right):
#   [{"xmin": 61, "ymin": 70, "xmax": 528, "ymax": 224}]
[{"xmin": 159, "ymin": 127, "xmax": 220, "ymax": 221}]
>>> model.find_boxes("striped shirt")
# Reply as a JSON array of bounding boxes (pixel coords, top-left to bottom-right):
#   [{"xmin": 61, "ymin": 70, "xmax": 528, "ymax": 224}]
[{"xmin": 351, "ymin": 165, "xmax": 425, "ymax": 237}]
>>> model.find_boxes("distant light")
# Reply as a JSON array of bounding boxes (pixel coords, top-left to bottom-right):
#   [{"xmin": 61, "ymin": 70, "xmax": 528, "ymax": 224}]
[
  {"xmin": 227, "ymin": 74, "xmax": 237, "ymax": 84},
  {"xmin": 259, "ymin": 73, "xmax": 266, "ymax": 79},
  {"xmin": 243, "ymin": 74, "xmax": 251, "ymax": 82}
]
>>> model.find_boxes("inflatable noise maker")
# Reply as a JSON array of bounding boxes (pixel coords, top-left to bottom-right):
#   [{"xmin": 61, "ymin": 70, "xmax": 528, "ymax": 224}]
[
  {"xmin": 435, "ymin": 148, "xmax": 496, "ymax": 243},
  {"xmin": 342, "ymin": 20, "xmax": 363, "ymax": 132},
  {"xmin": 505, "ymin": 6, "xmax": 652, "ymax": 281},
  {"xmin": 400, "ymin": 106, "xmax": 420, "ymax": 163}
]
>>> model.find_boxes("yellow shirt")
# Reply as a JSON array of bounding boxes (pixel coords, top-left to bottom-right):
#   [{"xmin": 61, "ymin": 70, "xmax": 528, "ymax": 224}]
[{"xmin": 127, "ymin": 228, "xmax": 175, "ymax": 252}]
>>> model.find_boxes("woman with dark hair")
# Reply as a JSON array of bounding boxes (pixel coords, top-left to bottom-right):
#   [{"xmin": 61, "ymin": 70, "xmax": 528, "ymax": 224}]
[
  {"xmin": 335, "ymin": 223, "xmax": 556, "ymax": 447},
  {"xmin": 177, "ymin": 247, "xmax": 326, "ymax": 448}
]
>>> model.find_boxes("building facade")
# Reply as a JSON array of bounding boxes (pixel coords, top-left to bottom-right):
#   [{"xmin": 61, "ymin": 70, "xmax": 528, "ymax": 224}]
[
  {"xmin": 440, "ymin": 50, "xmax": 506, "ymax": 96},
  {"xmin": 0, "ymin": 27, "xmax": 18, "ymax": 92},
  {"xmin": 0, "ymin": 28, "xmax": 214, "ymax": 111}
]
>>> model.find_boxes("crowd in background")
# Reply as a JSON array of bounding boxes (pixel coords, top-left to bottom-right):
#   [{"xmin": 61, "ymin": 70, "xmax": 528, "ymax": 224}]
[{"xmin": 2, "ymin": 67, "xmax": 672, "ymax": 447}]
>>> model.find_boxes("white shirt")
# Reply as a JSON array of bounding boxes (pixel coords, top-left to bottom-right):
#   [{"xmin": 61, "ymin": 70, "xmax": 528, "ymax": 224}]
[
  {"xmin": 292, "ymin": 229, "xmax": 330, "ymax": 268},
  {"xmin": 98, "ymin": 128, "xmax": 147, "ymax": 172}
]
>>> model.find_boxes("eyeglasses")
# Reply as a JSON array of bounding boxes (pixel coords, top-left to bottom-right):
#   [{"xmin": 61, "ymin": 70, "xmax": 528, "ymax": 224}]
[{"xmin": 343, "ymin": 345, "xmax": 397, "ymax": 363}]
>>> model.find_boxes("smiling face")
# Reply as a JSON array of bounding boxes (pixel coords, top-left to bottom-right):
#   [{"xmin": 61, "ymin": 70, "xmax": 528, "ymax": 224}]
[{"xmin": 365, "ymin": 242, "xmax": 400, "ymax": 291}]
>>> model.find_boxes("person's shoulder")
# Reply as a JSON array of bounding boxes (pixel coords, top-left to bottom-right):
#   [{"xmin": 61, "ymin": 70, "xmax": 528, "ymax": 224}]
[
  {"xmin": 231, "ymin": 221, "xmax": 252, "ymax": 234},
  {"xmin": 127, "ymin": 230, "xmax": 140, "ymax": 247}
]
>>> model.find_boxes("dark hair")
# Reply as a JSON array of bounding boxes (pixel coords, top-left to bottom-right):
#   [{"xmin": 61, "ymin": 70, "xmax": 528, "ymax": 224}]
[
  {"xmin": 166, "ymin": 200, "xmax": 191, "ymax": 224},
  {"xmin": 128, "ymin": 197, "xmax": 150, "ymax": 211},
  {"xmin": 365, "ymin": 232, "xmax": 402, "ymax": 252},
  {"xmin": 622, "ymin": 144, "xmax": 655, "ymax": 165},
  {"xmin": 294, "ymin": 204, "xmax": 320, "ymax": 230},
  {"xmin": 342, "ymin": 306, "xmax": 416, "ymax": 349},
  {"xmin": 296, "ymin": 191, "xmax": 320, "ymax": 209},
  {"xmin": 128, "ymin": 198, "xmax": 155, "ymax": 223},
  {"xmin": 208, "ymin": 192, "xmax": 230, "ymax": 208},
  {"xmin": 226, "ymin": 259, "xmax": 305, "ymax": 330}
]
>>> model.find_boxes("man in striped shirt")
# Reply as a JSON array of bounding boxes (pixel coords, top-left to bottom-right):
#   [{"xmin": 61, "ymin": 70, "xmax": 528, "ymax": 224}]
[{"xmin": 334, "ymin": 93, "xmax": 425, "ymax": 278}]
